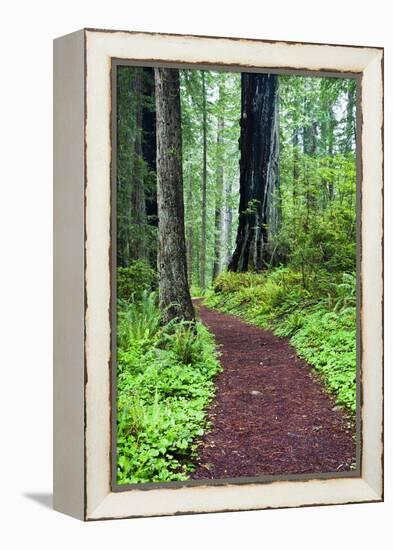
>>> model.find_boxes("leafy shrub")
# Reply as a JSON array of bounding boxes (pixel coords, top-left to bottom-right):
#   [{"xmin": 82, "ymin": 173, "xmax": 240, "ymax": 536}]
[
  {"xmin": 333, "ymin": 272, "xmax": 356, "ymax": 313},
  {"xmin": 212, "ymin": 271, "xmax": 263, "ymax": 293},
  {"xmin": 190, "ymin": 285, "xmax": 205, "ymax": 298},
  {"xmin": 116, "ymin": 299, "xmax": 221, "ymax": 484},
  {"xmin": 158, "ymin": 320, "xmax": 203, "ymax": 365},
  {"xmin": 117, "ymin": 260, "xmax": 157, "ymax": 302},
  {"xmin": 117, "ymin": 291, "xmax": 161, "ymax": 350}
]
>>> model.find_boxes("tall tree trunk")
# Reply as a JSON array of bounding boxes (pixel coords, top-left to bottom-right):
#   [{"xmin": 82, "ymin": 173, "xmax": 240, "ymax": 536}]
[
  {"xmin": 154, "ymin": 67, "xmax": 195, "ymax": 323},
  {"xmin": 142, "ymin": 67, "xmax": 157, "ymax": 226},
  {"xmin": 302, "ymin": 87, "xmax": 318, "ymax": 156},
  {"xmin": 200, "ymin": 71, "xmax": 208, "ymax": 290},
  {"xmin": 141, "ymin": 67, "xmax": 158, "ymax": 265},
  {"xmin": 327, "ymin": 104, "xmax": 335, "ymax": 200},
  {"xmin": 266, "ymin": 97, "xmax": 280, "ymax": 238},
  {"xmin": 116, "ymin": 66, "xmax": 136, "ymax": 267},
  {"xmin": 130, "ymin": 68, "xmax": 146, "ymax": 260},
  {"xmin": 225, "ymin": 178, "xmax": 233, "ymax": 266},
  {"xmin": 292, "ymin": 130, "xmax": 300, "ymax": 205},
  {"xmin": 229, "ymin": 73, "xmax": 279, "ymax": 272},
  {"xmin": 200, "ymin": 71, "xmax": 207, "ymax": 290},
  {"xmin": 186, "ymin": 155, "xmax": 194, "ymax": 284},
  {"xmin": 345, "ymin": 82, "xmax": 356, "ymax": 153},
  {"xmin": 213, "ymin": 109, "xmax": 225, "ymax": 279},
  {"xmin": 221, "ymin": 177, "xmax": 233, "ymax": 269},
  {"xmin": 319, "ymin": 90, "xmax": 330, "ymax": 206}
]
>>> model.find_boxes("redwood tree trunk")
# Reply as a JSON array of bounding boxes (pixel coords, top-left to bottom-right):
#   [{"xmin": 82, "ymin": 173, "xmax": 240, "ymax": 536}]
[
  {"xmin": 155, "ymin": 67, "xmax": 195, "ymax": 323},
  {"xmin": 229, "ymin": 73, "xmax": 279, "ymax": 272}
]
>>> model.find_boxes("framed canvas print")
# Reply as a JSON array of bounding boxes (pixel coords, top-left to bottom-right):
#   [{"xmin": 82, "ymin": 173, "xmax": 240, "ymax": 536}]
[{"xmin": 53, "ymin": 28, "xmax": 383, "ymax": 520}]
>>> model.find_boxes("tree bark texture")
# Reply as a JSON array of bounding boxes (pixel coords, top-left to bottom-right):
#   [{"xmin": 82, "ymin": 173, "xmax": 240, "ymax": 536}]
[
  {"xmin": 229, "ymin": 73, "xmax": 279, "ymax": 272},
  {"xmin": 154, "ymin": 67, "xmax": 195, "ymax": 323}
]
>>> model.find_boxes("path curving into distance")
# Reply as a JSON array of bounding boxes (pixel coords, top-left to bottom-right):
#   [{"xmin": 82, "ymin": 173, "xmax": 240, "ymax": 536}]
[{"xmin": 191, "ymin": 301, "xmax": 356, "ymax": 480}]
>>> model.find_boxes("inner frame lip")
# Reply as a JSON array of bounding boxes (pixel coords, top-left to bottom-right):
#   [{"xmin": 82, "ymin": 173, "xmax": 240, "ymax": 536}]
[{"xmin": 109, "ymin": 57, "xmax": 362, "ymax": 493}]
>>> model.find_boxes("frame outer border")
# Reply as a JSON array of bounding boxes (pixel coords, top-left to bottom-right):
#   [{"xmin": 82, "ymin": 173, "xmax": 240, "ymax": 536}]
[{"xmin": 53, "ymin": 28, "xmax": 383, "ymax": 521}]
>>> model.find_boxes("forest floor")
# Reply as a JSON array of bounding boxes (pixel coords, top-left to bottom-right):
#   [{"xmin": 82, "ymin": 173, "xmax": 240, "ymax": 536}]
[{"xmin": 191, "ymin": 300, "xmax": 356, "ymax": 479}]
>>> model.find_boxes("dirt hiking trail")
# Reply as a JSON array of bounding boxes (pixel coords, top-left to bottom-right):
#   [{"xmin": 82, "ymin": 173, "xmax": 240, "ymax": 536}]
[{"xmin": 192, "ymin": 301, "xmax": 356, "ymax": 480}]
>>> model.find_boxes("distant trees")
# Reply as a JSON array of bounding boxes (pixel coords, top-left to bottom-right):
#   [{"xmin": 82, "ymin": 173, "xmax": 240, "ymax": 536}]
[
  {"xmin": 117, "ymin": 66, "xmax": 157, "ymax": 267},
  {"xmin": 117, "ymin": 64, "xmax": 357, "ymax": 311},
  {"xmin": 277, "ymin": 75, "xmax": 357, "ymax": 282},
  {"xmin": 180, "ymin": 70, "xmax": 241, "ymax": 288}
]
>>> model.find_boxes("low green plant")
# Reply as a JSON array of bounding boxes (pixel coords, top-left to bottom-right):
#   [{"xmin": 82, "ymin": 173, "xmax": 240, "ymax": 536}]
[
  {"xmin": 117, "ymin": 290, "xmax": 161, "ymax": 350},
  {"xmin": 116, "ymin": 297, "xmax": 221, "ymax": 484},
  {"xmin": 158, "ymin": 320, "xmax": 202, "ymax": 365},
  {"xmin": 291, "ymin": 308, "xmax": 356, "ymax": 411}
]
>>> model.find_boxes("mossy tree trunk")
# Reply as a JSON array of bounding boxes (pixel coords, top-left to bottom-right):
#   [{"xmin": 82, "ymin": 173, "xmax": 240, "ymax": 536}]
[{"xmin": 155, "ymin": 67, "xmax": 195, "ymax": 323}]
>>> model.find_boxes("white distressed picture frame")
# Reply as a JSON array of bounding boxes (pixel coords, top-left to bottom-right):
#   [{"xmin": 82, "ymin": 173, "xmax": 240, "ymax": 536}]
[{"xmin": 53, "ymin": 28, "xmax": 383, "ymax": 521}]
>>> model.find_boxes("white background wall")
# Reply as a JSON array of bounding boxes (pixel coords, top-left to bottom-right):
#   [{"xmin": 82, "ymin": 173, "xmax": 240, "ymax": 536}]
[{"xmin": 1, "ymin": 1, "xmax": 391, "ymax": 548}]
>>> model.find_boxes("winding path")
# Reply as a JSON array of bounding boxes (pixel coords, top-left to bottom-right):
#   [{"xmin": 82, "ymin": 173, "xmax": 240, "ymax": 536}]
[{"xmin": 192, "ymin": 302, "xmax": 356, "ymax": 480}]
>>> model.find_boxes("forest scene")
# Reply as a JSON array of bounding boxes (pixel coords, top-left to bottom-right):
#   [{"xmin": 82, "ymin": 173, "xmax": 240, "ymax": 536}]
[{"xmin": 115, "ymin": 64, "xmax": 358, "ymax": 485}]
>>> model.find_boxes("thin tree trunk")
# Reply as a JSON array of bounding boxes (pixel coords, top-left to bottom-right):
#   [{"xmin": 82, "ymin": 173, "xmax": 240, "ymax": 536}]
[
  {"xmin": 213, "ymin": 111, "xmax": 225, "ymax": 279},
  {"xmin": 200, "ymin": 71, "xmax": 208, "ymax": 290},
  {"xmin": 345, "ymin": 83, "xmax": 355, "ymax": 153},
  {"xmin": 116, "ymin": 66, "xmax": 134, "ymax": 267},
  {"xmin": 130, "ymin": 68, "xmax": 147, "ymax": 260},
  {"xmin": 229, "ymin": 73, "xmax": 279, "ymax": 272},
  {"xmin": 142, "ymin": 67, "xmax": 157, "ymax": 226},
  {"xmin": 292, "ymin": 130, "xmax": 300, "ymax": 205},
  {"xmin": 327, "ymin": 104, "xmax": 335, "ymax": 200},
  {"xmin": 266, "ymin": 96, "xmax": 280, "ymax": 238},
  {"xmin": 221, "ymin": 176, "xmax": 233, "ymax": 269},
  {"xmin": 186, "ymin": 155, "xmax": 194, "ymax": 284},
  {"xmin": 302, "ymin": 86, "xmax": 318, "ymax": 156},
  {"xmin": 154, "ymin": 67, "xmax": 195, "ymax": 323},
  {"xmin": 226, "ymin": 178, "xmax": 233, "ymax": 266}
]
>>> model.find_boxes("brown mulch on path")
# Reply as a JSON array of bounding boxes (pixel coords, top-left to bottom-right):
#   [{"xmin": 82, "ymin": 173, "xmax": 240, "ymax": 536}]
[{"xmin": 191, "ymin": 301, "xmax": 356, "ymax": 480}]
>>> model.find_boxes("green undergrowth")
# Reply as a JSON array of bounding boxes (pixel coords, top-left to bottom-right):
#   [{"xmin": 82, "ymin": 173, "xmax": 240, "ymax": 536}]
[
  {"xmin": 117, "ymin": 291, "xmax": 221, "ymax": 484},
  {"xmin": 205, "ymin": 268, "xmax": 356, "ymax": 413}
]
